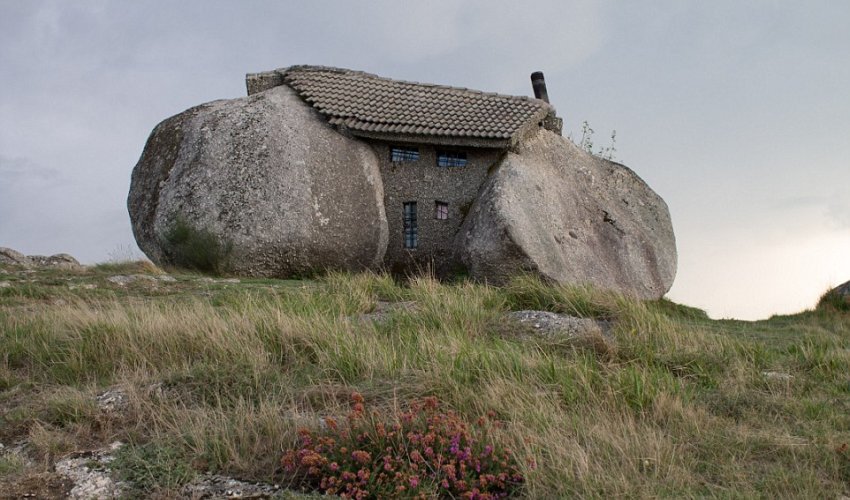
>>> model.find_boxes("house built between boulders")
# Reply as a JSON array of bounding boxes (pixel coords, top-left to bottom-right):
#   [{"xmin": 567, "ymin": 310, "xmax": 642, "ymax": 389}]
[{"xmin": 128, "ymin": 66, "xmax": 677, "ymax": 298}]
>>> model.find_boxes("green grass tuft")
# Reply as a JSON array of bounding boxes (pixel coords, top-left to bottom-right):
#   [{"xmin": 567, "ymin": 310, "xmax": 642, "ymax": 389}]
[{"xmin": 111, "ymin": 441, "xmax": 196, "ymax": 494}]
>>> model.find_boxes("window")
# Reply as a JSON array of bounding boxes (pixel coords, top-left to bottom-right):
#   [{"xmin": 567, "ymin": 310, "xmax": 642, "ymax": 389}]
[
  {"xmin": 436, "ymin": 150, "xmax": 467, "ymax": 167},
  {"xmin": 435, "ymin": 201, "xmax": 449, "ymax": 220},
  {"xmin": 403, "ymin": 202, "xmax": 418, "ymax": 249},
  {"xmin": 391, "ymin": 146, "xmax": 420, "ymax": 162}
]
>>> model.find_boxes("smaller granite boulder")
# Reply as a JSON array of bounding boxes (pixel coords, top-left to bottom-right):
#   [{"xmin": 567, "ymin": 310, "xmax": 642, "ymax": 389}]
[
  {"xmin": 28, "ymin": 253, "xmax": 83, "ymax": 270},
  {"xmin": 457, "ymin": 130, "xmax": 677, "ymax": 299}
]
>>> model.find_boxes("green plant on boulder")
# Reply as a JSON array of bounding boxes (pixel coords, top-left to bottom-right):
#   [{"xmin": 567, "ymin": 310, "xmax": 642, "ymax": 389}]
[{"xmin": 162, "ymin": 216, "xmax": 232, "ymax": 274}]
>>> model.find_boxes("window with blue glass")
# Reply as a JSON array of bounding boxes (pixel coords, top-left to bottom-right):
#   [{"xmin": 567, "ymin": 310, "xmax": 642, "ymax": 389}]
[
  {"xmin": 403, "ymin": 202, "xmax": 418, "ymax": 249},
  {"xmin": 391, "ymin": 146, "xmax": 420, "ymax": 162},
  {"xmin": 435, "ymin": 201, "xmax": 449, "ymax": 220},
  {"xmin": 436, "ymin": 150, "xmax": 467, "ymax": 167}
]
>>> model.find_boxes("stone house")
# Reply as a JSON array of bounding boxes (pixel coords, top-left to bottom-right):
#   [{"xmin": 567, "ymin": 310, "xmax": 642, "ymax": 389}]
[{"xmin": 245, "ymin": 66, "xmax": 563, "ymax": 275}]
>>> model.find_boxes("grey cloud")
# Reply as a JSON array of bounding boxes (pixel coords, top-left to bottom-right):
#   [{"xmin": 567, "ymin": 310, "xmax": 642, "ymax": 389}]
[
  {"xmin": 827, "ymin": 193, "xmax": 850, "ymax": 229},
  {"xmin": 0, "ymin": 156, "xmax": 62, "ymax": 183}
]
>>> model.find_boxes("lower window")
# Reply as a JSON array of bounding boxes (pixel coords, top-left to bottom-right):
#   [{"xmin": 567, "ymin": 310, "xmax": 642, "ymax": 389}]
[
  {"xmin": 435, "ymin": 201, "xmax": 449, "ymax": 220},
  {"xmin": 403, "ymin": 202, "xmax": 418, "ymax": 249}
]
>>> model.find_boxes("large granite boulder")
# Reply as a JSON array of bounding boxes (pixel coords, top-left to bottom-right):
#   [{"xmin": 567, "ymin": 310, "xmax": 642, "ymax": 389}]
[
  {"xmin": 456, "ymin": 130, "xmax": 676, "ymax": 299},
  {"xmin": 128, "ymin": 85, "xmax": 388, "ymax": 276}
]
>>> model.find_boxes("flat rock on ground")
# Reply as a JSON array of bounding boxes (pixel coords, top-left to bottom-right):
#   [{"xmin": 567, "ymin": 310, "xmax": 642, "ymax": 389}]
[
  {"xmin": 54, "ymin": 442, "xmax": 127, "ymax": 500},
  {"xmin": 506, "ymin": 310, "xmax": 604, "ymax": 338},
  {"xmin": 180, "ymin": 474, "xmax": 283, "ymax": 498},
  {"xmin": 505, "ymin": 310, "xmax": 617, "ymax": 358}
]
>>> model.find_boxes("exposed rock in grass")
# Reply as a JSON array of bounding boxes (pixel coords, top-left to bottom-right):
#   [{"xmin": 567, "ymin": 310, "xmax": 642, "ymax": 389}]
[
  {"xmin": 0, "ymin": 281, "xmax": 10, "ymax": 288},
  {"xmin": 106, "ymin": 274, "xmax": 175, "ymax": 286},
  {"xmin": 505, "ymin": 310, "xmax": 616, "ymax": 358},
  {"xmin": 356, "ymin": 300, "xmax": 418, "ymax": 323},
  {"xmin": 95, "ymin": 388, "xmax": 129, "ymax": 413},
  {"xmin": 67, "ymin": 283, "xmax": 97, "ymax": 290},
  {"xmin": 28, "ymin": 254, "xmax": 84, "ymax": 270},
  {"xmin": 180, "ymin": 474, "xmax": 282, "ymax": 498},
  {"xmin": 507, "ymin": 310, "xmax": 604, "ymax": 338},
  {"xmin": 0, "ymin": 247, "xmax": 32, "ymax": 267},
  {"xmin": 0, "ymin": 247, "xmax": 85, "ymax": 271},
  {"xmin": 107, "ymin": 275, "xmax": 137, "ymax": 286},
  {"xmin": 762, "ymin": 371, "xmax": 794, "ymax": 381},
  {"xmin": 54, "ymin": 442, "xmax": 126, "ymax": 499}
]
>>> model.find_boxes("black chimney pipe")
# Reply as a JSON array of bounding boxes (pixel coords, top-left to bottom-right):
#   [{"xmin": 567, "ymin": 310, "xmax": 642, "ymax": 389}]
[{"xmin": 531, "ymin": 71, "xmax": 549, "ymax": 103}]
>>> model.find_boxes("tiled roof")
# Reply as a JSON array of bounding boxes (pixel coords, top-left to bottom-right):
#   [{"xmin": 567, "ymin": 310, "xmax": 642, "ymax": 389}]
[{"xmin": 277, "ymin": 65, "xmax": 552, "ymax": 146}]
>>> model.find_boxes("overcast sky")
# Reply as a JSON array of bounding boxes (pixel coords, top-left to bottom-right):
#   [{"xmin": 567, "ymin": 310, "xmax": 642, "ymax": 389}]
[{"xmin": 1, "ymin": 1, "xmax": 848, "ymax": 320}]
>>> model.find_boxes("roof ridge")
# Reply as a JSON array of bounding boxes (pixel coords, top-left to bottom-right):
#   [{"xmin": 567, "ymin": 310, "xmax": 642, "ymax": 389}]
[
  {"xmin": 277, "ymin": 65, "xmax": 550, "ymax": 107},
  {"xmin": 261, "ymin": 64, "xmax": 557, "ymax": 146}
]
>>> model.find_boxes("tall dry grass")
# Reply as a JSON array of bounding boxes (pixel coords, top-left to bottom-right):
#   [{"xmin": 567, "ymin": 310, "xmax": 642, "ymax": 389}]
[{"xmin": 2, "ymin": 269, "xmax": 850, "ymax": 496}]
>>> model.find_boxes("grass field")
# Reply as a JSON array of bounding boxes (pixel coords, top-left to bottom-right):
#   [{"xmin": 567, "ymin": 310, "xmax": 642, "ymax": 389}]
[{"xmin": 1, "ymin": 262, "xmax": 849, "ymax": 497}]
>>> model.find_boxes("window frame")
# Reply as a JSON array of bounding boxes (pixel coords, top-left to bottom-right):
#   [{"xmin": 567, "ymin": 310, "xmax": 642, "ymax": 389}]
[
  {"xmin": 435, "ymin": 201, "xmax": 449, "ymax": 220},
  {"xmin": 403, "ymin": 201, "xmax": 418, "ymax": 249},
  {"xmin": 390, "ymin": 146, "xmax": 420, "ymax": 163},
  {"xmin": 436, "ymin": 150, "xmax": 468, "ymax": 168}
]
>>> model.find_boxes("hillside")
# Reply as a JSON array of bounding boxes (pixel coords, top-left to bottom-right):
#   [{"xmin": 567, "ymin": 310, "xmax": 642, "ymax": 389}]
[{"xmin": 1, "ymin": 263, "xmax": 849, "ymax": 498}]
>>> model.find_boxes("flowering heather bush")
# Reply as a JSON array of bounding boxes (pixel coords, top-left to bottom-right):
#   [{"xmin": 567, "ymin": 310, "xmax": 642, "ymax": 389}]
[{"xmin": 281, "ymin": 393, "xmax": 526, "ymax": 499}]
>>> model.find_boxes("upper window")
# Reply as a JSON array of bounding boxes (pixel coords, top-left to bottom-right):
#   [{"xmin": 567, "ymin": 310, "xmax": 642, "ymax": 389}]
[
  {"xmin": 391, "ymin": 146, "xmax": 420, "ymax": 162},
  {"xmin": 437, "ymin": 151, "xmax": 467, "ymax": 168},
  {"xmin": 435, "ymin": 201, "xmax": 449, "ymax": 220}
]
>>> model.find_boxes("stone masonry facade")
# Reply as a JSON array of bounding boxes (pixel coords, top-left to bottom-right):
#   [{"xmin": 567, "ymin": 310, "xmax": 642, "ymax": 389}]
[{"xmin": 370, "ymin": 142, "xmax": 502, "ymax": 276}]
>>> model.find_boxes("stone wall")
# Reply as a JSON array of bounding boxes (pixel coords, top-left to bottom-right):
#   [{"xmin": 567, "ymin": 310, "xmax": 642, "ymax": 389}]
[
  {"xmin": 369, "ymin": 142, "xmax": 501, "ymax": 276},
  {"xmin": 246, "ymin": 71, "xmax": 283, "ymax": 96}
]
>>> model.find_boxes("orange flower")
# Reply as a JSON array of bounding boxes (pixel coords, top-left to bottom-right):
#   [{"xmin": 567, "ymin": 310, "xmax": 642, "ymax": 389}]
[
  {"xmin": 351, "ymin": 450, "xmax": 372, "ymax": 464},
  {"xmin": 324, "ymin": 416, "xmax": 338, "ymax": 431}
]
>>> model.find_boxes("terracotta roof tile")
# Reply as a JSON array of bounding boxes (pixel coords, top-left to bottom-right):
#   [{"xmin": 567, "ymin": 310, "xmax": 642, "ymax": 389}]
[{"xmin": 277, "ymin": 65, "xmax": 551, "ymax": 144}]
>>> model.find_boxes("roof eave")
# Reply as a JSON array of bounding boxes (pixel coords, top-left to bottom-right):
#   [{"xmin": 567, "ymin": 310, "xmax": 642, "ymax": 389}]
[{"xmin": 348, "ymin": 129, "xmax": 511, "ymax": 149}]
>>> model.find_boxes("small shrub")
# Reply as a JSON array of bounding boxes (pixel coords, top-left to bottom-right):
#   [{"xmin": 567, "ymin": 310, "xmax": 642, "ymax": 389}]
[
  {"xmin": 281, "ymin": 393, "xmax": 526, "ymax": 499},
  {"xmin": 0, "ymin": 452, "xmax": 26, "ymax": 476},
  {"xmin": 817, "ymin": 288, "xmax": 850, "ymax": 313},
  {"xmin": 572, "ymin": 121, "xmax": 617, "ymax": 160},
  {"xmin": 162, "ymin": 216, "xmax": 231, "ymax": 274},
  {"xmin": 111, "ymin": 441, "xmax": 196, "ymax": 494}
]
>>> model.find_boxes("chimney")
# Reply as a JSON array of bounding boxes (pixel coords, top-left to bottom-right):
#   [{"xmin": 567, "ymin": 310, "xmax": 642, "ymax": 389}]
[{"xmin": 531, "ymin": 71, "xmax": 549, "ymax": 103}]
